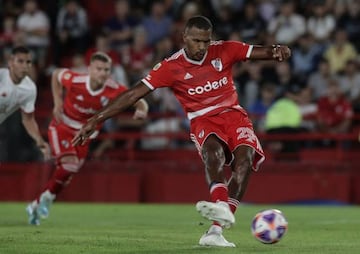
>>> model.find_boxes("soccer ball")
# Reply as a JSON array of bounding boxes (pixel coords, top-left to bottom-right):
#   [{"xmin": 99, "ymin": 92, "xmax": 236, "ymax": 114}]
[{"xmin": 251, "ymin": 209, "xmax": 288, "ymax": 244}]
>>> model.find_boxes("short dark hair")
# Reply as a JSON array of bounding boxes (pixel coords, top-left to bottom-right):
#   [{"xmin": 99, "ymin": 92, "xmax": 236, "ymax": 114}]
[
  {"xmin": 90, "ymin": 52, "xmax": 112, "ymax": 64},
  {"xmin": 185, "ymin": 16, "xmax": 213, "ymax": 31},
  {"xmin": 11, "ymin": 46, "xmax": 30, "ymax": 55}
]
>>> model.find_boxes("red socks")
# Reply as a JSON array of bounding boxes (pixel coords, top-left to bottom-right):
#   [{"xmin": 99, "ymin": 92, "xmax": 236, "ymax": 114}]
[
  {"xmin": 42, "ymin": 164, "xmax": 74, "ymax": 197},
  {"xmin": 228, "ymin": 197, "xmax": 240, "ymax": 214},
  {"xmin": 210, "ymin": 183, "xmax": 228, "ymax": 203},
  {"xmin": 210, "ymin": 183, "xmax": 240, "ymax": 227}
]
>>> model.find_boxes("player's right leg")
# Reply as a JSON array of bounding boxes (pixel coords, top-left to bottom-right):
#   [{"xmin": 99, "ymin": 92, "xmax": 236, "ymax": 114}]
[
  {"xmin": 37, "ymin": 155, "xmax": 82, "ymax": 218},
  {"xmin": 26, "ymin": 201, "xmax": 40, "ymax": 225}
]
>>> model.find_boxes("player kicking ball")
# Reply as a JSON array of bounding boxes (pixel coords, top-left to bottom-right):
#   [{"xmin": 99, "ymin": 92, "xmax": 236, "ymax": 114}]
[{"xmin": 73, "ymin": 16, "xmax": 291, "ymax": 247}]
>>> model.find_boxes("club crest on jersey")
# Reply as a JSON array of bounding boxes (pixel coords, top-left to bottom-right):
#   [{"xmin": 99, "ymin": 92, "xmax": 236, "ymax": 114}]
[
  {"xmin": 211, "ymin": 58, "xmax": 223, "ymax": 72},
  {"xmin": 100, "ymin": 96, "xmax": 109, "ymax": 106}
]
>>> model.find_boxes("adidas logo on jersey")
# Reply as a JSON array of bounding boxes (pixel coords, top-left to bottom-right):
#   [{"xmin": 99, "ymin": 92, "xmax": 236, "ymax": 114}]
[{"xmin": 184, "ymin": 73, "xmax": 193, "ymax": 80}]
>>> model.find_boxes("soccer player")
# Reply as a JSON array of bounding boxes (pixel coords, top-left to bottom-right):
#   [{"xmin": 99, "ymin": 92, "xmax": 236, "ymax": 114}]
[
  {"xmin": 73, "ymin": 16, "xmax": 291, "ymax": 247},
  {"xmin": 26, "ymin": 52, "xmax": 148, "ymax": 225},
  {"xmin": 0, "ymin": 46, "xmax": 50, "ymax": 160}
]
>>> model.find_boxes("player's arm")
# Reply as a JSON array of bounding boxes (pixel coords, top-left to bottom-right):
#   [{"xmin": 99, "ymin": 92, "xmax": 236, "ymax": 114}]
[
  {"xmin": 21, "ymin": 111, "xmax": 51, "ymax": 160},
  {"xmin": 132, "ymin": 98, "xmax": 149, "ymax": 120},
  {"xmin": 51, "ymin": 68, "xmax": 66, "ymax": 123},
  {"xmin": 72, "ymin": 82, "xmax": 151, "ymax": 146},
  {"xmin": 249, "ymin": 45, "xmax": 291, "ymax": 62}
]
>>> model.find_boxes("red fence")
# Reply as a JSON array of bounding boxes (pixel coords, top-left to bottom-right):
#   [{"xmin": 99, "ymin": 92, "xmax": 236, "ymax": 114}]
[{"xmin": 1, "ymin": 149, "xmax": 360, "ymax": 204}]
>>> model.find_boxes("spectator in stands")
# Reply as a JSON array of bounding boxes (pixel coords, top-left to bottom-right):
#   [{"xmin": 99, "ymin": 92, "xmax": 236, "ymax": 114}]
[
  {"xmin": 209, "ymin": 0, "xmax": 245, "ymax": 15},
  {"xmin": 338, "ymin": 59, "xmax": 360, "ymax": 112},
  {"xmin": 297, "ymin": 86, "xmax": 318, "ymax": 131},
  {"xmin": 0, "ymin": 16, "xmax": 17, "ymax": 64},
  {"xmin": 291, "ymin": 33, "xmax": 323, "ymax": 78},
  {"xmin": 258, "ymin": 0, "xmax": 277, "ymax": 23},
  {"xmin": 337, "ymin": 1, "xmax": 360, "ymax": 51},
  {"xmin": 316, "ymin": 78, "xmax": 353, "ymax": 134},
  {"xmin": 102, "ymin": 0, "xmax": 140, "ymax": 52},
  {"xmin": 85, "ymin": 32, "xmax": 121, "ymax": 66},
  {"xmin": 267, "ymin": 0, "xmax": 306, "ymax": 45},
  {"xmin": 123, "ymin": 26, "xmax": 154, "ymax": 85},
  {"xmin": 307, "ymin": 2, "xmax": 336, "ymax": 44},
  {"xmin": 142, "ymin": 0, "xmax": 173, "ymax": 47},
  {"xmin": 242, "ymin": 62, "xmax": 263, "ymax": 109},
  {"xmin": 0, "ymin": 46, "xmax": 50, "ymax": 162},
  {"xmin": 248, "ymin": 82, "xmax": 277, "ymax": 133},
  {"xmin": 323, "ymin": 29, "xmax": 358, "ymax": 74},
  {"xmin": 307, "ymin": 58, "xmax": 333, "ymax": 100},
  {"xmin": 73, "ymin": 16, "xmax": 291, "ymax": 247},
  {"xmin": 16, "ymin": 0, "xmax": 50, "ymax": 71},
  {"xmin": 274, "ymin": 61, "xmax": 299, "ymax": 98},
  {"xmin": 171, "ymin": 1, "xmax": 200, "ymax": 51},
  {"xmin": 25, "ymin": 52, "xmax": 148, "ymax": 226},
  {"xmin": 236, "ymin": 2, "xmax": 266, "ymax": 44},
  {"xmin": 212, "ymin": 5, "xmax": 236, "ymax": 40},
  {"xmin": 54, "ymin": 0, "xmax": 89, "ymax": 65},
  {"xmin": 265, "ymin": 84, "xmax": 304, "ymax": 152}
]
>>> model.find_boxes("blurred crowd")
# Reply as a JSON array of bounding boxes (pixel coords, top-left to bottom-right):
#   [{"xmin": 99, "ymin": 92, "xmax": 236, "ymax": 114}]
[{"xmin": 1, "ymin": 0, "xmax": 360, "ymax": 161}]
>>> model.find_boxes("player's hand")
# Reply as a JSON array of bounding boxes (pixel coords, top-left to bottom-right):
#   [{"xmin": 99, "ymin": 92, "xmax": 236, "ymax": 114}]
[
  {"xmin": 272, "ymin": 45, "xmax": 291, "ymax": 62},
  {"xmin": 38, "ymin": 142, "xmax": 51, "ymax": 161},
  {"xmin": 133, "ymin": 109, "xmax": 148, "ymax": 120},
  {"xmin": 72, "ymin": 118, "xmax": 97, "ymax": 146}
]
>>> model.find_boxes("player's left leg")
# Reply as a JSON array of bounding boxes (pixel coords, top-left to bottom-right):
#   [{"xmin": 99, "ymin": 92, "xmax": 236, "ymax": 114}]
[{"xmin": 227, "ymin": 145, "xmax": 254, "ymax": 212}]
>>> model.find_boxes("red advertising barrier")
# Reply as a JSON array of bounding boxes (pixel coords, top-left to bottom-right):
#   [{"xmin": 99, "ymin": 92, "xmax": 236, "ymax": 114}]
[{"xmin": 1, "ymin": 160, "xmax": 359, "ymax": 204}]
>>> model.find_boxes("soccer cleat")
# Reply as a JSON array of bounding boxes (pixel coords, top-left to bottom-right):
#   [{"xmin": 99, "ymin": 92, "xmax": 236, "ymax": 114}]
[
  {"xmin": 199, "ymin": 225, "xmax": 236, "ymax": 247},
  {"xmin": 37, "ymin": 190, "xmax": 55, "ymax": 219},
  {"xmin": 26, "ymin": 202, "xmax": 40, "ymax": 226},
  {"xmin": 196, "ymin": 201, "xmax": 235, "ymax": 229}
]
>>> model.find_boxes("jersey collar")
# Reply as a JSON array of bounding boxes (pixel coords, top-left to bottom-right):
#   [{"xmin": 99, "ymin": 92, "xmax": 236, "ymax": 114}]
[
  {"xmin": 181, "ymin": 48, "xmax": 207, "ymax": 65},
  {"xmin": 85, "ymin": 75, "xmax": 105, "ymax": 96}
]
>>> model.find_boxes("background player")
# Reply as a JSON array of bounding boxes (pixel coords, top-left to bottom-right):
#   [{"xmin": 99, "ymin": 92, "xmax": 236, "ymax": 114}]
[
  {"xmin": 26, "ymin": 52, "xmax": 148, "ymax": 225},
  {"xmin": 0, "ymin": 46, "xmax": 50, "ymax": 160},
  {"xmin": 73, "ymin": 16, "xmax": 291, "ymax": 247}
]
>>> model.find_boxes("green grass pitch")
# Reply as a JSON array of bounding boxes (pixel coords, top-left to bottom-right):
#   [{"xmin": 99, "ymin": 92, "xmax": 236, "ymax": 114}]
[{"xmin": 1, "ymin": 203, "xmax": 359, "ymax": 254}]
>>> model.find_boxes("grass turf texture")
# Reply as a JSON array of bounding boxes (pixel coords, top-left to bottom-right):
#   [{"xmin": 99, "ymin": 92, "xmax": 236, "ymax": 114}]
[{"xmin": 1, "ymin": 203, "xmax": 359, "ymax": 254}]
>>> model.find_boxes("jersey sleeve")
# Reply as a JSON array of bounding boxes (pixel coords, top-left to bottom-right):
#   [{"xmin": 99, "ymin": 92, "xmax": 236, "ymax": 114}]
[
  {"xmin": 141, "ymin": 61, "xmax": 174, "ymax": 90},
  {"xmin": 58, "ymin": 69, "xmax": 75, "ymax": 89},
  {"xmin": 20, "ymin": 82, "xmax": 37, "ymax": 113},
  {"xmin": 223, "ymin": 41, "xmax": 253, "ymax": 63}
]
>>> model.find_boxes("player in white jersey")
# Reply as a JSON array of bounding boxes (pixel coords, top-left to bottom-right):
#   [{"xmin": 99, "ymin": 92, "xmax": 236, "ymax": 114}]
[
  {"xmin": 0, "ymin": 46, "xmax": 50, "ymax": 160},
  {"xmin": 73, "ymin": 16, "xmax": 291, "ymax": 247}
]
